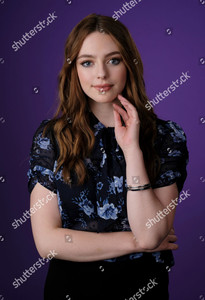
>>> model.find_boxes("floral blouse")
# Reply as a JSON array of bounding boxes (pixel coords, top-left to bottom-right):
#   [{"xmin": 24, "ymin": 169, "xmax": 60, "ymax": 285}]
[{"xmin": 27, "ymin": 112, "xmax": 189, "ymax": 268}]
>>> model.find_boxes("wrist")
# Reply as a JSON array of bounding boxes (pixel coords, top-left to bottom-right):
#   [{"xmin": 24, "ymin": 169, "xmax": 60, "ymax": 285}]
[{"xmin": 124, "ymin": 146, "xmax": 143, "ymax": 162}]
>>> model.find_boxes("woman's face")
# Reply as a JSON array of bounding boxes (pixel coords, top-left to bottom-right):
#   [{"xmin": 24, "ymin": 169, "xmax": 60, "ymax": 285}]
[{"xmin": 76, "ymin": 31, "xmax": 127, "ymax": 104}]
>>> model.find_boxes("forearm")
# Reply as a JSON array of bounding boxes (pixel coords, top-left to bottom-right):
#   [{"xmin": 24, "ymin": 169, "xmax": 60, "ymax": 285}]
[
  {"xmin": 125, "ymin": 149, "xmax": 169, "ymax": 249},
  {"xmin": 39, "ymin": 228, "xmax": 145, "ymax": 262}
]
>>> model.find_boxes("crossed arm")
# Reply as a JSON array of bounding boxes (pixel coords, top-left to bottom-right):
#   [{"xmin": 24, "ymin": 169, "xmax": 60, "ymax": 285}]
[{"xmin": 30, "ymin": 182, "xmax": 178, "ymax": 262}]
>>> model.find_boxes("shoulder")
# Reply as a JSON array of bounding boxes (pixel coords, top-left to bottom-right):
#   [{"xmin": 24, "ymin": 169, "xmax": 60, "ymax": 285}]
[
  {"xmin": 156, "ymin": 118, "xmax": 187, "ymax": 142},
  {"xmin": 155, "ymin": 118, "xmax": 189, "ymax": 167},
  {"xmin": 155, "ymin": 118, "xmax": 187, "ymax": 154},
  {"xmin": 31, "ymin": 119, "xmax": 58, "ymax": 154},
  {"xmin": 32, "ymin": 119, "xmax": 53, "ymax": 137}
]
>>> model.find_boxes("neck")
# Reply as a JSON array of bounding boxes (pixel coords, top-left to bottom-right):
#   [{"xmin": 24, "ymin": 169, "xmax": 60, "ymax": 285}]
[{"xmin": 88, "ymin": 97, "xmax": 121, "ymax": 128}]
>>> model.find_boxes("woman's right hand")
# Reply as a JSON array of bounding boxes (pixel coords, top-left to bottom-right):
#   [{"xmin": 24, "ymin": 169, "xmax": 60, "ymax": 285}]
[{"xmin": 145, "ymin": 227, "xmax": 178, "ymax": 252}]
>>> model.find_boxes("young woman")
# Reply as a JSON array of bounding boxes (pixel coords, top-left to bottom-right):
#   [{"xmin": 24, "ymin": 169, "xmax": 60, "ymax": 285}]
[{"xmin": 27, "ymin": 13, "xmax": 189, "ymax": 300}]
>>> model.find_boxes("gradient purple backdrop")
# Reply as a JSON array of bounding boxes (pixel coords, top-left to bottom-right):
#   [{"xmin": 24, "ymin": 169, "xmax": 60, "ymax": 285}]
[{"xmin": 0, "ymin": 0, "xmax": 205, "ymax": 299}]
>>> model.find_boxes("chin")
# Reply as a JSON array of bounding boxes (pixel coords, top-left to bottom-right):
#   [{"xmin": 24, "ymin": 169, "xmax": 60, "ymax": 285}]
[
  {"xmin": 98, "ymin": 96, "xmax": 117, "ymax": 103},
  {"xmin": 88, "ymin": 93, "xmax": 116, "ymax": 103}
]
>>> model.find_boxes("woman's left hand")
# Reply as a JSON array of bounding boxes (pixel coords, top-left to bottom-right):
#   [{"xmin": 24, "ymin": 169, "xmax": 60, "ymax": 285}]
[{"xmin": 113, "ymin": 94, "xmax": 141, "ymax": 155}]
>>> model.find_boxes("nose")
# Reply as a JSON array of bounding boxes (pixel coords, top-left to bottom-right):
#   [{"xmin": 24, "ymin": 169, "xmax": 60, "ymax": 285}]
[{"xmin": 97, "ymin": 62, "xmax": 107, "ymax": 79}]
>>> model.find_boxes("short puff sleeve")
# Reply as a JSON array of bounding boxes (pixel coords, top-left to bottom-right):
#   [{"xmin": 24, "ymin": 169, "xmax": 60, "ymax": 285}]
[
  {"xmin": 27, "ymin": 120, "xmax": 57, "ymax": 194},
  {"xmin": 152, "ymin": 119, "xmax": 189, "ymax": 193}
]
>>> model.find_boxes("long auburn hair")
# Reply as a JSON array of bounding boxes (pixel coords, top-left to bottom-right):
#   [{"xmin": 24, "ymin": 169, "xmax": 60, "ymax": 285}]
[{"xmin": 43, "ymin": 13, "xmax": 160, "ymax": 186}]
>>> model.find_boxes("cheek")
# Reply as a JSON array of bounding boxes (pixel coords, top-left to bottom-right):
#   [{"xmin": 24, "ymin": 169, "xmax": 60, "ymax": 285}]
[
  {"xmin": 117, "ymin": 66, "xmax": 127, "ymax": 87},
  {"xmin": 77, "ymin": 68, "xmax": 90, "ymax": 88}
]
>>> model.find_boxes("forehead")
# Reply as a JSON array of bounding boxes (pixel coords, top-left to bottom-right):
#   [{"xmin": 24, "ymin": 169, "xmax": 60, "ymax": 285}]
[{"xmin": 78, "ymin": 31, "xmax": 120, "ymax": 56}]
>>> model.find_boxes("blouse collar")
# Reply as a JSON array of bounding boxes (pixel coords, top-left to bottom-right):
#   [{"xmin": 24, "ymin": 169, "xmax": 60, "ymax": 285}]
[{"xmin": 89, "ymin": 111, "xmax": 115, "ymax": 136}]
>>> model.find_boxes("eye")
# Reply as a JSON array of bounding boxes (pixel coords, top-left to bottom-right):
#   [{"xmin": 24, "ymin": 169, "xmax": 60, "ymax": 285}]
[
  {"xmin": 108, "ymin": 57, "xmax": 121, "ymax": 65},
  {"xmin": 80, "ymin": 61, "xmax": 93, "ymax": 67}
]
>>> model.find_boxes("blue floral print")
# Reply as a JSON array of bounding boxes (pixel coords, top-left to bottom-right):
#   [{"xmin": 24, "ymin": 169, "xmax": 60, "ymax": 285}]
[
  {"xmin": 161, "ymin": 170, "xmax": 181, "ymax": 181},
  {"xmin": 167, "ymin": 149, "xmax": 181, "ymax": 157},
  {"xmin": 168, "ymin": 121, "xmax": 186, "ymax": 142},
  {"xmin": 130, "ymin": 253, "xmax": 143, "ymax": 260},
  {"xmin": 27, "ymin": 165, "xmax": 55, "ymax": 185},
  {"xmin": 152, "ymin": 252, "xmax": 165, "ymax": 263},
  {"xmin": 96, "ymin": 182, "xmax": 103, "ymax": 190},
  {"xmin": 107, "ymin": 177, "xmax": 116, "ymax": 195},
  {"xmin": 113, "ymin": 176, "xmax": 124, "ymax": 193},
  {"xmin": 73, "ymin": 189, "xmax": 95, "ymax": 217},
  {"xmin": 97, "ymin": 199, "xmax": 118, "ymax": 220},
  {"xmin": 94, "ymin": 122, "xmax": 105, "ymax": 136},
  {"xmin": 36, "ymin": 134, "xmax": 52, "ymax": 150}
]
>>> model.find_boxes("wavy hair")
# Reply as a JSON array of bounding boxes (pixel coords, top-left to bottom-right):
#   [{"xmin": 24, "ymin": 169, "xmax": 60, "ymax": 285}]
[{"xmin": 43, "ymin": 13, "xmax": 160, "ymax": 186}]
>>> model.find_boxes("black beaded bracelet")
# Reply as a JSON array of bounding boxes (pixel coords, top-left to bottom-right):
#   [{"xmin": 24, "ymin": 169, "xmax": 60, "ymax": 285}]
[{"xmin": 127, "ymin": 183, "xmax": 151, "ymax": 191}]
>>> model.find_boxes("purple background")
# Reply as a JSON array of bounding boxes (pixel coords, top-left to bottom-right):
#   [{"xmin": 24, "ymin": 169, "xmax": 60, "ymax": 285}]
[{"xmin": 0, "ymin": 0, "xmax": 205, "ymax": 299}]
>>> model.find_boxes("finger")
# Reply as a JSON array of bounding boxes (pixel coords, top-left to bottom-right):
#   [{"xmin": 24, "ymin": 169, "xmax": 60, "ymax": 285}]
[
  {"xmin": 113, "ymin": 103, "xmax": 129, "ymax": 123},
  {"xmin": 168, "ymin": 234, "xmax": 177, "ymax": 242},
  {"xmin": 170, "ymin": 230, "xmax": 175, "ymax": 236},
  {"xmin": 169, "ymin": 228, "xmax": 175, "ymax": 236},
  {"xmin": 168, "ymin": 243, "xmax": 178, "ymax": 251},
  {"xmin": 117, "ymin": 95, "xmax": 140, "ymax": 122},
  {"xmin": 113, "ymin": 106, "xmax": 122, "ymax": 128},
  {"xmin": 117, "ymin": 94, "xmax": 130, "ymax": 103}
]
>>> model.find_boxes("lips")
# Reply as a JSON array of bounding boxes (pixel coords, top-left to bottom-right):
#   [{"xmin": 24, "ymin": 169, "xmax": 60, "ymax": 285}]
[{"xmin": 93, "ymin": 84, "xmax": 113, "ymax": 92}]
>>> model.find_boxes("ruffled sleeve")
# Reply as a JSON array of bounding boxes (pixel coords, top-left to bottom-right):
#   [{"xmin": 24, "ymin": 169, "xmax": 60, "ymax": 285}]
[
  {"xmin": 27, "ymin": 120, "xmax": 57, "ymax": 194},
  {"xmin": 152, "ymin": 119, "xmax": 189, "ymax": 193}
]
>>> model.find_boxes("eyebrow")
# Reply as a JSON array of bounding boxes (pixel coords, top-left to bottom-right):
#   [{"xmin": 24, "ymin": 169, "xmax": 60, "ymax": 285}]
[{"xmin": 77, "ymin": 51, "xmax": 121, "ymax": 60}]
